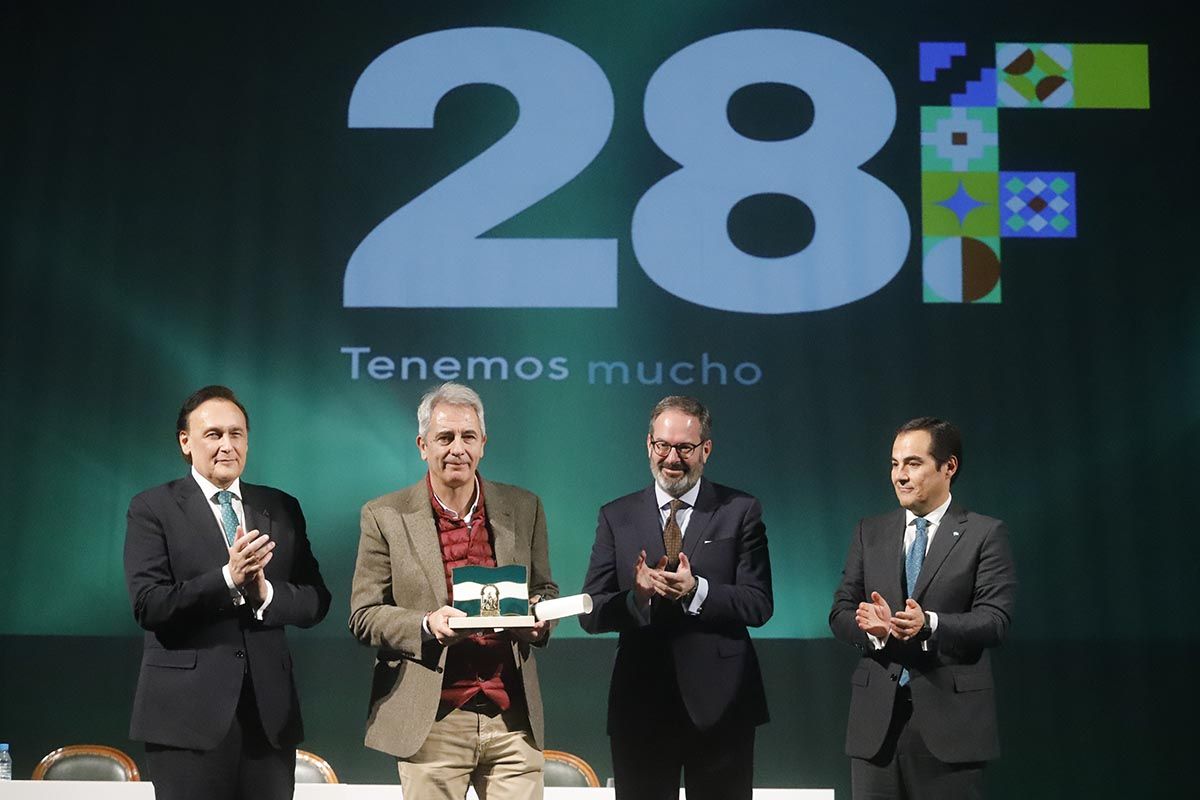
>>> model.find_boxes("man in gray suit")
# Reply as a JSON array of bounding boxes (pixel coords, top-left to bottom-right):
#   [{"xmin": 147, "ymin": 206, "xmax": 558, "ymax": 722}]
[
  {"xmin": 829, "ymin": 417, "xmax": 1016, "ymax": 799},
  {"xmin": 349, "ymin": 382, "xmax": 558, "ymax": 799}
]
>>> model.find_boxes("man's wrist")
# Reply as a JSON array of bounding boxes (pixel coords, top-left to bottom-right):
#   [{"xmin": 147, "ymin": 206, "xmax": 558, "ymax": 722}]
[
  {"xmin": 680, "ymin": 577, "xmax": 699, "ymax": 605},
  {"xmin": 916, "ymin": 611, "xmax": 933, "ymax": 642}
]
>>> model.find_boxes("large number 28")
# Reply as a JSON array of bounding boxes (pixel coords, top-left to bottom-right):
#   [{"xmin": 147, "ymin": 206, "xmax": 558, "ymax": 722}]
[{"xmin": 346, "ymin": 28, "xmax": 909, "ymax": 314}]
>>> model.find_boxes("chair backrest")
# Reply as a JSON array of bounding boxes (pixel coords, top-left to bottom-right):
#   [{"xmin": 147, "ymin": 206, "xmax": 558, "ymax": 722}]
[
  {"xmin": 32, "ymin": 744, "xmax": 141, "ymax": 781},
  {"xmin": 543, "ymin": 749, "xmax": 600, "ymax": 787},
  {"xmin": 295, "ymin": 749, "xmax": 339, "ymax": 784}
]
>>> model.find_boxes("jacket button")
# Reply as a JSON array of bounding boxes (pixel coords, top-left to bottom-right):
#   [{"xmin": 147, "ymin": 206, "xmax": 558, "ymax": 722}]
[
  {"xmin": 890, "ymin": 673, "xmax": 898, "ymax": 681},
  {"xmin": 235, "ymin": 650, "xmax": 245, "ymax": 659}
]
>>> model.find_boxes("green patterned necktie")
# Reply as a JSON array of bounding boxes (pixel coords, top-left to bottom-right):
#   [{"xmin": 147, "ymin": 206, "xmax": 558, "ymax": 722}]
[{"xmin": 215, "ymin": 490, "xmax": 239, "ymax": 547}]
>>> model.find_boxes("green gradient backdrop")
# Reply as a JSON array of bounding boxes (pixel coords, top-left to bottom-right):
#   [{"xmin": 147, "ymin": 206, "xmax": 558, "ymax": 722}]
[{"xmin": 1, "ymin": 0, "xmax": 1195, "ymax": 650}]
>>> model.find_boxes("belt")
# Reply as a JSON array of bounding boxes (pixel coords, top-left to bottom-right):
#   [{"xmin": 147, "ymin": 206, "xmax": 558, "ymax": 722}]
[{"xmin": 459, "ymin": 693, "xmax": 502, "ymax": 716}]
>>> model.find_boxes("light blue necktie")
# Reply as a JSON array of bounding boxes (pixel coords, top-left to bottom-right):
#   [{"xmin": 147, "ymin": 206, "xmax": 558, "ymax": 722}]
[
  {"xmin": 215, "ymin": 490, "xmax": 239, "ymax": 547},
  {"xmin": 899, "ymin": 517, "xmax": 929, "ymax": 687}
]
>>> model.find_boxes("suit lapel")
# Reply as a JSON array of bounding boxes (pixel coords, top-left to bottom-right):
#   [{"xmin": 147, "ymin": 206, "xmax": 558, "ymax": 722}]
[
  {"xmin": 639, "ymin": 486, "xmax": 668, "ymax": 564},
  {"xmin": 485, "ymin": 480, "xmax": 516, "ymax": 567},
  {"xmin": 172, "ymin": 476, "xmax": 231, "ymax": 564},
  {"xmin": 399, "ymin": 492, "xmax": 447, "ymax": 603},
  {"xmin": 681, "ymin": 479, "xmax": 716, "ymax": 561},
  {"xmin": 913, "ymin": 502, "xmax": 968, "ymax": 599},
  {"xmin": 881, "ymin": 509, "xmax": 908, "ymax": 603},
  {"xmin": 240, "ymin": 483, "xmax": 272, "ymax": 539}
]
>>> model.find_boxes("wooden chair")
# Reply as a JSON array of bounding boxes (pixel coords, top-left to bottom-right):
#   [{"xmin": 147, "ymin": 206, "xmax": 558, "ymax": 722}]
[
  {"xmin": 543, "ymin": 749, "xmax": 600, "ymax": 787},
  {"xmin": 295, "ymin": 749, "xmax": 339, "ymax": 783},
  {"xmin": 32, "ymin": 744, "xmax": 140, "ymax": 781}
]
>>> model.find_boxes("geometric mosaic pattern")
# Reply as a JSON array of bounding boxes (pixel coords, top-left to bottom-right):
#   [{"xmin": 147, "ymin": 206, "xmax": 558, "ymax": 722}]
[
  {"xmin": 998, "ymin": 43, "xmax": 1150, "ymax": 109},
  {"xmin": 924, "ymin": 173, "xmax": 999, "ymax": 237},
  {"xmin": 923, "ymin": 236, "xmax": 1002, "ymax": 304},
  {"xmin": 920, "ymin": 42, "xmax": 967, "ymax": 82},
  {"xmin": 919, "ymin": 40, "xmax": 1148, "ymax": 303},
  {"xmin": 921, "ymin": 107, "xmax": 999, "ymax": 172},
  {"xmin": 918, "ymin": 41, "xmax": 998, "ymax": 108},
  {"xmin": 1000, "ymin": 172, "xmax": 1076, "ymax": 238},
  {"xmin": 997, "ymin": 43, "xmax": 1075, "ymax": 108}
]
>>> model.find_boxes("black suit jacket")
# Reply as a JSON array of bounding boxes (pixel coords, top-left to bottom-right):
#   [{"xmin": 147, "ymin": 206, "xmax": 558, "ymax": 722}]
[
  {"xmin": 580, "ymin": 479, "xmax": 772, "ymax": 733},
  {"xmin": 124, "ymin": 476, "xmax": 331, "ymax": 750},
  {"xmin": 829, "ymin": 502, "xmax": 1016, "ymax": 763}
]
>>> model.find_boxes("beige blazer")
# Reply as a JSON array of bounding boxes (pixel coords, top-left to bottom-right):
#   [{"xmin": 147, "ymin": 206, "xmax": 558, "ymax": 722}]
[{"xmin": 348, "ymin": 478, "xmax": 558, "ymax": 758}]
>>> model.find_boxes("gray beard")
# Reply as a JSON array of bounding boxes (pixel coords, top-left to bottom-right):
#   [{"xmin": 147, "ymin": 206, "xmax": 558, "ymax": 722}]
[{"xmin": 651, "ymin": 463, "xmax": 701, "ymax": 497}]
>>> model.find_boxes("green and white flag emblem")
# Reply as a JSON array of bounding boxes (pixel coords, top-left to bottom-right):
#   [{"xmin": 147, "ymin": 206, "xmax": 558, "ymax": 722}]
[{"xmin": 452, "ymin": 565, "xmax": 529, "ymax": 617}]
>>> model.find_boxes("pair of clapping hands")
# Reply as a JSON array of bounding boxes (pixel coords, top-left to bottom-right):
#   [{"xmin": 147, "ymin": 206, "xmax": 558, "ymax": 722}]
[
  {"xmin": 633, "ymin": 549, "xmax": 697, "ymax": 604},
  {"xmin": 227, "ymin": 526, "xmax": 273, "ymax": 605},
  {"xmin": 856, "ymin": 591, "xmax": 927, "ymax": 641}
]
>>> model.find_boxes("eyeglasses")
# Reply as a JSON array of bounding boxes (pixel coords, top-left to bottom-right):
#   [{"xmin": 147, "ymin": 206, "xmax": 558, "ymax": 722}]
[{"xmin": 650, "ymin": 439, "xmax": 705, "ymax": 458}]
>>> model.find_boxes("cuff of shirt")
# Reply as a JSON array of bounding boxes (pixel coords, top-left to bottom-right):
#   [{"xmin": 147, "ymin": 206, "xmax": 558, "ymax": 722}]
[
  {"xmin": 252, "ymin": 580, "xmax": 274, "ymax": 621},
  {"xmin": 221, "ymin": 564, "xmax": 246, "ymax": 607},
  {"xmin": 921, "ymin": 611, "xmax": 938, "ymax": 651},
  {"xmin": 683, "ymin": 576, "xmax": 708, "ymax": 615},
  {"xmin": 421, "ymin": 612, "xmax": 434, "ymax": 640}
]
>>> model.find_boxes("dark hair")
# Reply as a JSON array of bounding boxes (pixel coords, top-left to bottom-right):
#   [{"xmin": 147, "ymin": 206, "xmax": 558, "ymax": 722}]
[
  {"xmin": 176, "ymin": 385, "xmax": 249, "ymax": 463},
  {"xmin": 895, "ymin": 416, "xmax": 962, "ymax": 484},
  {"xmin": 649, "ymin": 396, "xmax": 712, "ymax": 442}
]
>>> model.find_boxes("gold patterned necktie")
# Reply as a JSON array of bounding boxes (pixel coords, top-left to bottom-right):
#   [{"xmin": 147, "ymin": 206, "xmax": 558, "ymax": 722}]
[{"xmin": 663, "ymin": 499, "xmax": 685, "ymax": 568}]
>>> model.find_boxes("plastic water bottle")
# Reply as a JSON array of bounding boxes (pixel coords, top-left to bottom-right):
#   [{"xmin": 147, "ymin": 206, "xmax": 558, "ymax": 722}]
[{"xmin": 0, "ymin": 742, "xmax": 12, "ymax": 780}]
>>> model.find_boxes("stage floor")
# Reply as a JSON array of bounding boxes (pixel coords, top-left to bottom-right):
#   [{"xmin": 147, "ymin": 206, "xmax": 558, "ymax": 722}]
[{"xmin": 2, "ymin": 783, "xmax": 834, "ymax": 799}]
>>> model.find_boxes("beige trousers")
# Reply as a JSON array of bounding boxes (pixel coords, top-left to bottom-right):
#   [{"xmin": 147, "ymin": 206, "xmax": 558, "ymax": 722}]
[{"xmin": 398, "ymin": 705, "xmax": 544, "ymax": 800}]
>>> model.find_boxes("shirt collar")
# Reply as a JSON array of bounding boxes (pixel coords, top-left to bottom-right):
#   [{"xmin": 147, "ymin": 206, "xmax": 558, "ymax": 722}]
[
  {"xmin": 192, "ymin": 466, "xmax": 242, "ymax": 503},
  {"xmin": 905, "ymin": 493, "xmax": 952, "ymax": 528},
  {"xmin": 431, "ymin": 475, "xmax": 482, "ymax": 522},
  {"xmin": 655, "ymin": 478, "xmax": 703, "ymax": 511}
]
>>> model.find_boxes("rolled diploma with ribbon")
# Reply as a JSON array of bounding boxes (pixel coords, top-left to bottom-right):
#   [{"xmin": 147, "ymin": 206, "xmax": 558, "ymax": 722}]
[{"xmin": 532, "ymin": 593, "xmax": 592, "ymax": 622}]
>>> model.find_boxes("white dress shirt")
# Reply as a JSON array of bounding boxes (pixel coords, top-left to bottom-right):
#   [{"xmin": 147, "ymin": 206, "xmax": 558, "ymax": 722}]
[
  {"xmin": 868, "ymin": 493, "xmax": 952, "ymax": 650},
  {"xmin": 191, "ymin": 467, "xmax": 273, "ymax": 616},
  {"xmin": 627, "ymin": 479, "xmax": 710, "ymax": 622}
]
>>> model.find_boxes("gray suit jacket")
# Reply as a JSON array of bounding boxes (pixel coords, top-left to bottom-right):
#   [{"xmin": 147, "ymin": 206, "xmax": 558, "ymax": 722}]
[
  {"xmin": 348, "ymin": 478, "xmax": 558, "ymax": 758},
  {"xmin": 829, "ymin": 502, "xmax": 1016, "ymax": 763}
]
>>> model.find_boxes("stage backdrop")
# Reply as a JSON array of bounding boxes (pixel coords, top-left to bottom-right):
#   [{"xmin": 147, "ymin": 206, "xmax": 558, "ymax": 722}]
[{"xmin": 1, "ymin": 2, "xmax": 1194, "ymax": 796}]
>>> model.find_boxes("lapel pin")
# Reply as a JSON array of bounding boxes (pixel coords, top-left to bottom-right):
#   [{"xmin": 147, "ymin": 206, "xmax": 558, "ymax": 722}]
[{"xmin": 953, "ymin": 531, "xmax": 960, "ymax": 537}]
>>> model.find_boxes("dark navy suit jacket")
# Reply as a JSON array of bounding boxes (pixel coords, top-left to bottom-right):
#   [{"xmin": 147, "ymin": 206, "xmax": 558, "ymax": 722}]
[
  {"xmin": 124, "ymin": 476, "xmax": 330, "ymax": 750},
  {"xmin": 581, "ymin": 478, "xmax": 773, "ymax": 733}
]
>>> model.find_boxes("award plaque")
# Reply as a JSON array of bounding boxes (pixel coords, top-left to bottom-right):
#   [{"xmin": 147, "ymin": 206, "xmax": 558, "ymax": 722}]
[{"xmin": 446, "ymin": 564, "xmax": 593, "ymax": 630}]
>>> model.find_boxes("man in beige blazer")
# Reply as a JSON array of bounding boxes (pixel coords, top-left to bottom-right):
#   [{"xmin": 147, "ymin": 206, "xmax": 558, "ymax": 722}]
[{"xmin": 349, "ymin": 382, "xmax": 558, "ymax": 799}]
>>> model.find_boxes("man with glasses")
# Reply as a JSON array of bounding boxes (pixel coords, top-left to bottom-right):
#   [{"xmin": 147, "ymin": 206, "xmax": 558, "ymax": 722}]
[{"xmin": 581, "ymin": 395, "xmax": 773, "ymax": 800}]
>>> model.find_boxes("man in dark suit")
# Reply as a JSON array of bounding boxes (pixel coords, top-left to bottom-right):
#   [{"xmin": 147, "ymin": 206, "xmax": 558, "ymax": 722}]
[
  {"xmin": 581, "ymin": 395, "xmax": 772, "ymax": 800},
  {"xmin": 829, "ymin": 417, "xmax": 1016, "ymax": 799},
  {"xmin": 124, "ymin": 385, "xmax": 331, "ymax": 800}
]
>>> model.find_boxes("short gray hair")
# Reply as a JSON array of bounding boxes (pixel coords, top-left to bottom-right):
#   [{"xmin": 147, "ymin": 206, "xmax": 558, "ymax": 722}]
[
  {"xmin": 417, "ymin": 382, "xmax": 486, "ymax": 438},
  {"xmin": 648, "ymin": 395, "xmax": 712, "ymax": 441}
]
